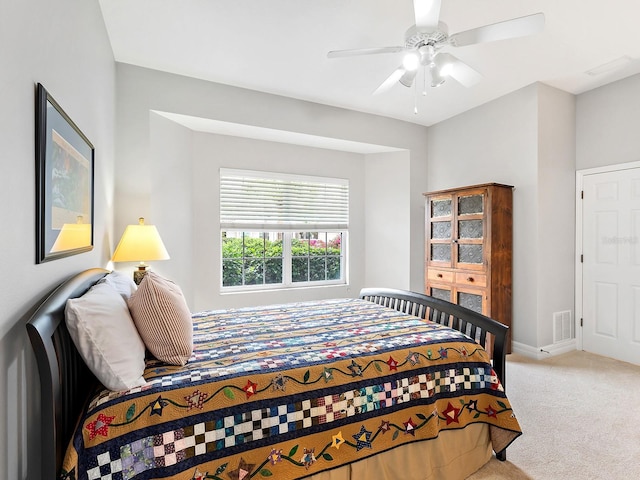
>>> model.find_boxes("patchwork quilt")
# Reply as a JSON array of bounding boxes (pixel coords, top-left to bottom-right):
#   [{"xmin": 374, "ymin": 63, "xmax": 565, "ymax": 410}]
[{"xmin": 61, "ymin": 298, "xmax": 521, "ymax": 480}]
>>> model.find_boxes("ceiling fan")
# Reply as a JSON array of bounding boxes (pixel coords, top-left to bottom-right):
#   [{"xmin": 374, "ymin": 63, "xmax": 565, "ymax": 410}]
[{"xmin": 327, "ymin": 0, "xmax": 545, "ymax": 94}]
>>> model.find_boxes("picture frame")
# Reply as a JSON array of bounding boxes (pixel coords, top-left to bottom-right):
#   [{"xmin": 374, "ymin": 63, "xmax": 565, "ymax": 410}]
[{"xmin": 35, "ymin": 83, "xmax": 94, "ymax": 263}]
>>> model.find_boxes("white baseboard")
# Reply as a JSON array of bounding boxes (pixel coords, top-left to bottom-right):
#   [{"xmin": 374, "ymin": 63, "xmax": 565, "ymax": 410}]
[{"xmin": 511, "ymin": 339, "xmax": 577, "ymax": 360}]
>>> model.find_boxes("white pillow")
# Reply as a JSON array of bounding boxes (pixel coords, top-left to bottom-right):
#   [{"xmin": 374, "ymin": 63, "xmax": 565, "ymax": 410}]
[
  {"xmin": 65, "ymin": 282, "xmax": 147, "ymax": 391},
  {"xmin": 97, "ymin": 270, "xmax": 137, "ymax": 300}
]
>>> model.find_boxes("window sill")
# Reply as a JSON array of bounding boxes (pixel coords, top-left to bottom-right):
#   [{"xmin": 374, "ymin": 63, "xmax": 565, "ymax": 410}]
[{"xmin": 220, "ymin": 282, "xmax": 349, "ymax": 296}]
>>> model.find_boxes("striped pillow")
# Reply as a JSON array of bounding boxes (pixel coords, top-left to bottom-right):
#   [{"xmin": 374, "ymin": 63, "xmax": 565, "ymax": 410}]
[{"xmin": 128, "ymin": 272, "xmax": 193, "ymax": 366}]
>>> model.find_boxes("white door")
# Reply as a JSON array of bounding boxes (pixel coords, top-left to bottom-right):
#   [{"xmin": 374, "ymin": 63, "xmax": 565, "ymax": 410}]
[{"xmin": 582, "ymin": 168, "xmax": 640, "ymax": 365}]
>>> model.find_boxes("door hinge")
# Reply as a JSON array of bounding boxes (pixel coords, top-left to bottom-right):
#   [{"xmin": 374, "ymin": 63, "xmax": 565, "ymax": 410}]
[
  {"xmin": 580, "ymin": 318, "xmax": 583, "ymax": 327},
  {"xmin": 581, "ymin": 190, "xmax": 584, "ymax": 199},
  {"xmin": 581, "ymin": 254, "xmax": 583, "ymax": 263}
]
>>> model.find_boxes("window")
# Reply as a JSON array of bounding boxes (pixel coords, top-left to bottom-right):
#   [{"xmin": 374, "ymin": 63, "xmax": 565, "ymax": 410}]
[{"xmin": 220, "ymin": 169, "xmax": 348, "ymax": 290}]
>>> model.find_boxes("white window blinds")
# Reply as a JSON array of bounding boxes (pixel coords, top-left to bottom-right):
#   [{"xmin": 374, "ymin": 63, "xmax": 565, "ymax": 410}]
[{"xmin": 220, "ymin": 169, "xmax": 349, "ymax": 230}]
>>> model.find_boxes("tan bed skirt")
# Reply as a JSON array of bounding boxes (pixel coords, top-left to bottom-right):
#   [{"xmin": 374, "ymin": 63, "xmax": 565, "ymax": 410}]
[{"xmin": 308, "ymin": 423, "xmax": 492, "ymax": 480}]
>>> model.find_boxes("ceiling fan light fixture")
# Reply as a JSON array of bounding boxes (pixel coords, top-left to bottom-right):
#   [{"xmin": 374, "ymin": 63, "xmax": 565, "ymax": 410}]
[
  {"xmin": 399, "ymin": 69, "xmax": 418, "ymax": 87},
  {"xmin": 402, "ymin": 52, "xmax": 420, "ymax": 71},
  {"xmin": 439, "ymin": 61, "xmax": 453, "ymax": 78},
  {"xmin": 429, "ymin": 63, "xmax": 446, "ymax": 87}
]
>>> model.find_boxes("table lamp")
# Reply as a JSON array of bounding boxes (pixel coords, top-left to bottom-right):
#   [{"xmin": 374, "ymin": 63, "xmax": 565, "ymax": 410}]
[{"xmin": 112, "ymin": 217, "xmax": 170, "ymax": 284}]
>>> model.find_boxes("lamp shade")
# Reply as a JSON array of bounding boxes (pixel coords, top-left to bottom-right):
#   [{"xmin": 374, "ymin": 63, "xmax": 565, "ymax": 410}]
[{"xmin": 112, "ymin": 217, "xmax": 170, "ymax": 263}]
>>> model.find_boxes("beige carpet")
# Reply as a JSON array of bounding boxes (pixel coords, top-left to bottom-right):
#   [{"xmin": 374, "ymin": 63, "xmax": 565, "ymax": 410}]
[{"xmin": 467, "ymin": 350, "xmax": 640, "ymax": 480}]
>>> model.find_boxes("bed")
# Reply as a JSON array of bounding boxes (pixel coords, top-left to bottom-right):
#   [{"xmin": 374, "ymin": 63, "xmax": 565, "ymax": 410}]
[{"xmin": 27, "ymin": 268, "xmax": 520, "ymax": 480}]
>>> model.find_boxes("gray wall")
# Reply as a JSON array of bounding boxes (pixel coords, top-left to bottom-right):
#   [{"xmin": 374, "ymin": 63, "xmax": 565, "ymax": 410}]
[
  {"xmin": 427, "ymin": 85, "xmax": 539, "ymax": 346},
  {"xmin": 114, "ymin": 64, "xmax": 429, "ymax": 311},
  {"xmin": 426, "ymin": 83, "xmax": 576, "ymax": 349},
  {"xmin": 577, "ymin": 73, "xmax": 640, "ymax": 170},
  {"xmin": 149, "ymin": 113, "xmax": 195, "ymax": 304},
  {"xmin": 365, "ymin": 151, "xmax": 412, "ymax": 289},
  {"xmin": 537, "ymin": 84, "xmax": 576, "ymax": 347},
  {"xmin": 0, "ymin": 0, "xmax": 116, "ymax": 478}
]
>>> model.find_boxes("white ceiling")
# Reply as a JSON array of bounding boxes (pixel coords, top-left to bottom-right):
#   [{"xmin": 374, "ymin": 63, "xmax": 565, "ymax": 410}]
[{"xmin": 99, "ymin": 0, "xmax": 640, "ymax": 127}]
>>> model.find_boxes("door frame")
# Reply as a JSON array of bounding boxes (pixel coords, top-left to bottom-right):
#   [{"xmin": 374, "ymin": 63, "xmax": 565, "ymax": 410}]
[{"xmin": 575, "ymin": 160, "xmax": 640, "ymax": 351}]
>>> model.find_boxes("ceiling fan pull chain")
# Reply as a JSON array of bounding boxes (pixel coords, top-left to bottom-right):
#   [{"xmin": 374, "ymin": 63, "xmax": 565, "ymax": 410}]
[
  {"xmin": 422, "ymin": 66, "xmax": 428, "ymax": 96},
  {"xmin": 414, "ymin": 79, "xmax": 419, "ymax": 114}
]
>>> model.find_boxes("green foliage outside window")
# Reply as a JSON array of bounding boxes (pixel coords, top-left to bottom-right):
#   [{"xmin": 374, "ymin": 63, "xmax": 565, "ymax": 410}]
[{"xmin": 222, "ymin": 232, "xmax": 342, "ymax": 287}]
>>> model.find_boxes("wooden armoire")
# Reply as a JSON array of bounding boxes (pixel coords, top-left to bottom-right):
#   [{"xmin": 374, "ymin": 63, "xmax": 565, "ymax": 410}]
[{"xmin": 423, "ymin": 183, "xmax": 513, "ymax": 351}]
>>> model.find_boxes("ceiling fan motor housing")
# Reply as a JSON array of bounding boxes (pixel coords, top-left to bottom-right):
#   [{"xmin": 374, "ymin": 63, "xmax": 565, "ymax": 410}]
[
  {"xmin": 404, "ymin": 23, "xmax": 449, "ymax": 49},
  {"xmin": 404, "ymin": 23, "xmax": 449, "ymax": 68}
]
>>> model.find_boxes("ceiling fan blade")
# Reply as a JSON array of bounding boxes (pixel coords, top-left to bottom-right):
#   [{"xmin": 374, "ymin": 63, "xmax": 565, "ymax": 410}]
[
  {"xmin": 328, "ymin": 46, "xmax": 405, "ymax": 58},
  {"xmin": 413, "ymin": 0, "xmax": 442, "ymax": 31},
  {"xmin": 450, "ymin": 12, "xmax": 545, "ymax": 47},
  {"xmin": 373, "ymin": 67, "xmax": 406, "ymax": 95},
  {"xmin": 435, "ymin": 53, "xmax": 483, "ymax": 87}
]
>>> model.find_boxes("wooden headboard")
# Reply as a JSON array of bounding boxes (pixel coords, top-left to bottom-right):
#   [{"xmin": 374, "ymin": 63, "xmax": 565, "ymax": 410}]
[{"xmin": 26, "ymin": 268, "xmax": 109, "ymax": 477}]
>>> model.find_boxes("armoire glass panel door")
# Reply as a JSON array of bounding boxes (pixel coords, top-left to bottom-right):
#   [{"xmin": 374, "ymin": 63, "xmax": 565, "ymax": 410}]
[
  {"xmin": 429, "ymin": 198, "xmax": 452, "ymax": 264},
  {"xmin": 430, "ymin": 287, "xmax": 451, "ymax": 302},
  {"xmin": 455, "ymin": 193, "xmax": 484, "ymax": 268},
  {"xmin": 457, "ymin": 291, "xmax": 483, "ymax": 313}
]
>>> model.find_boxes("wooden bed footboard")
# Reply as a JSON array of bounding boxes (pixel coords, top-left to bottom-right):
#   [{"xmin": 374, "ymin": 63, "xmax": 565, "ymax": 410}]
[
  {"xmin": 359, "ymin": 288, "xmax": 510, "ymax": 462},
  {"xmin": 359, "ymin": 287, "xmax": 509, "ymax": 390}
]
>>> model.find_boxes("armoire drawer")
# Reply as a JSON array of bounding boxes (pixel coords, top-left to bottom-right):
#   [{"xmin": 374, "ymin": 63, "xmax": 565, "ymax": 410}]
[
  {"xmin": 455, "ymin": 272, "xmax": 487, "ymax": 287},
  {"xmin": 427, "ymin": 269, "xmax": 454, "ymax": 283}
]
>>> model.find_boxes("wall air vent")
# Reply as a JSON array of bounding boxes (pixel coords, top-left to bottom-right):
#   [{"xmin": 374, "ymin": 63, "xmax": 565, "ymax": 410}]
[{"xmin": 553, "ymin": 311, "xmax": 574, "ymax": 343}]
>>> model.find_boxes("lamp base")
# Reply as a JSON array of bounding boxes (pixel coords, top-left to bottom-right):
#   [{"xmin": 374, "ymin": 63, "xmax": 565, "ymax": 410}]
[{"xmin": 133, "ymin": 265, "xmax": 149, "ymax": 285}]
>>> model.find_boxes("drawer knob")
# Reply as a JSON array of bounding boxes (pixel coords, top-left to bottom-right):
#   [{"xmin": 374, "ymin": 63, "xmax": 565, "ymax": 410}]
[
  {"xmin": 467, "ymin": 277, "xmax": 474, "ymax": 282},
  {"xmin": 437, "ymin": 273, "xmax": 443, "ymax": 278}
]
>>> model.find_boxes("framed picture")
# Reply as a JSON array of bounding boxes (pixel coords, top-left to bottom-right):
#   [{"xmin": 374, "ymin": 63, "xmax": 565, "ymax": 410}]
[{"xmin": 35, "ymin": 83, "xmax": 94, "ymax": 263}]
